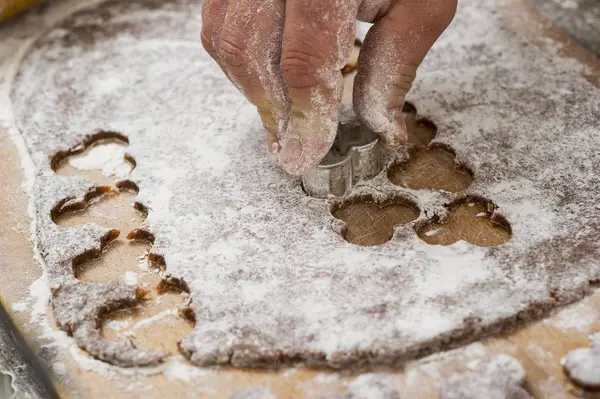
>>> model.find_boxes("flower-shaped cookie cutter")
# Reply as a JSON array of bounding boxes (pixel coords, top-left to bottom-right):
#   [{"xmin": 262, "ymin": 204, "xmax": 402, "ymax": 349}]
[{"xmin": 302, "ymin": 121, "xmax": 381, "ymax": 198}]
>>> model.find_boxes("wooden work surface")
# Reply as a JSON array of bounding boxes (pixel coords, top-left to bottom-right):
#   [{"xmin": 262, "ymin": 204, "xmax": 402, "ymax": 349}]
[{"xmin": 1, "ymin": 0, "xmax": 600, "ymax": 397}]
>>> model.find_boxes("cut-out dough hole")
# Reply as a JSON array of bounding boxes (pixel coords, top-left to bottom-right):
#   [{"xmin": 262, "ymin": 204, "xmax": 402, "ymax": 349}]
[
  {"xmin": 147, "ymin": 253, "xmax": 167, "ymax": 271},
  {"xmin": 178, "ymin": 306, "xmax": 196, "ymax": 327},
  {"xmin": 51, "ymin": 131, "xmax": 129, "ymax": 171},
  {"xmin": 388, "ymin": 145, "xmax": 474, "ymax": 193},
  {"xmin": 72, "ymin": 230, "xmax": 120, "ymax": 278},
  {"xmin": 116, "ymin": 180, "xmax": 139, "ymax": 194},
  {"xmin": 156, "ymin": 275, "xmax": 189, "ymax": 295},
  {"xmin": 51, "ymin": 188, "xmax": 146, "ymax": 233},
  {"xmin": 123, "ymin": 153, "xmax": 137, "ymax": 170},
  {"xmin": 402, "ymin": 102, "xmax": 438, "ymax": 147},
  {"xmin": 50, "ymin": 131, "xmax": 129, "ymax": 172},
  {"xmin": 51, "ymin": 186, "xmax": 114, "ymax": 220},
  {"xmin": 416, "ymin": 197, "xmax": 511, "ymax": 247},
  {"xmin": 402, "ymin": 102, "xmax": 417, "ymax": 114},
  {"xmin": 74, "ymin": 239, "xmax": 152, "ymax": 283},
  {"xmin": 100, "ymin": 268, "xmax": 193, "ymax": 355},
  {"xmin": 70, "ymin": 239, "xmax": 192, "ymax": 354},
  {"xmin": 127, "ymin": 228, "xmax": 155, "ymax": 244},
  {"xmin": 332, "ymin": 195, "xmax": 420, "ymax": 246},
  {"xmin": 407, "ymin": 119, "xmax": 438, "ymax": 147},
  {"xmin": 100, "ymin": 291, "xmax": 193, "ymax": 355},
  {"xmin": 52, "ymin": 132, "xmax": 134, "ymax": 186}
]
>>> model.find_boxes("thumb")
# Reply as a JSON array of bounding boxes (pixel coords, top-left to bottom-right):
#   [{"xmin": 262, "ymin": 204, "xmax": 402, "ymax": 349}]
[{"xmin": 354, "ymin": 0, "xmax": 457, "ymax": 147}]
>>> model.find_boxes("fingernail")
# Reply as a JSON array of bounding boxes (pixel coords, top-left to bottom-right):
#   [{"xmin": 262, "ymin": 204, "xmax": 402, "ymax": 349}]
[
  {"xmin": 391, "ymin": 112, "xmax": 408, "ymax": 146},
  {"xmin": 279, "ymin": 138, "xmax": 304, "ymax": 173}
]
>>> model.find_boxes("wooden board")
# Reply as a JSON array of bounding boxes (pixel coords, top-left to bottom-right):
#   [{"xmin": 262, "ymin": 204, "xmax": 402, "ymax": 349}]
[{"xmin": 1, "ymin": 0, "xmax": 600, "ymax": 397}]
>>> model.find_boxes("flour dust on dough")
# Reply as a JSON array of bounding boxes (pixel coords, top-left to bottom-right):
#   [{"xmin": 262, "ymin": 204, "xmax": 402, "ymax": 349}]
[{"xmin": 5, "ymin": 0, "xmax": 600, "ymax": 369}]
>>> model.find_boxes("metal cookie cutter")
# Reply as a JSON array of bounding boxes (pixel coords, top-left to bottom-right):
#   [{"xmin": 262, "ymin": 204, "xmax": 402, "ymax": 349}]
[{"xmin": 302, "ymin": 121, "xmax": 381, "ymax": 198}]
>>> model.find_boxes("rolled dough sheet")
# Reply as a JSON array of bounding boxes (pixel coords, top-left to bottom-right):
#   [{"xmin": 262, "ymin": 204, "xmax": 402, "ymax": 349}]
[{"xmin": 3, "ymin": 0, "xmax": 600, "ymax": 368}]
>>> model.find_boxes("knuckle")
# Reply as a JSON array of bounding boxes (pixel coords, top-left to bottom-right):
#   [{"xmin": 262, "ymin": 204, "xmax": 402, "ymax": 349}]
[
  {"xmin": 281, "ymin": 49, "xmax": 324, "ymax": 90},
  {"xmin": 219, "ymin": 32, "xmax": 249, "ymax": 70},
  {"xmin": 201, "ymin": 0, "xmax": 222, "ymax": 25},
  {"xmin": 282, "ymin": 29, "xmax": 332, "ymax": 89}
]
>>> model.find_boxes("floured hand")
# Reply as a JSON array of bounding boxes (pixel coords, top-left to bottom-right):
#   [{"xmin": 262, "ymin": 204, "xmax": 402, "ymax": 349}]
[{"xmin": 201, "ymin": 0, "xmax": 457, "ymax": 175}]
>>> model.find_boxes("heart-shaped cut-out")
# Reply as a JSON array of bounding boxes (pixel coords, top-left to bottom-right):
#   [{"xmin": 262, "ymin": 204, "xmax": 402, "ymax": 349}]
[
  {"xmin": 563, "ymin": 333, "xmax": 600, "ymax": 391},
  {"xmin": 332, "ymin": 195, "xmax": 420, "ymax": 246},
  {"xmin": 416, "ymin": 197, "xmax": 511, "ymax": 247},
  {"xmin": 388, "ymin": 145, "xmax": 474, "ymax": 193}
]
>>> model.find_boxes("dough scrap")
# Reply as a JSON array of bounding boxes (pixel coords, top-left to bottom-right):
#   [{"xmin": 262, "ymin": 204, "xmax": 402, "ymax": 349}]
[
  {"xmin": 563, "ymin": 333, "xmax": 600, "ymax": 390},
  {"xmin": 440, "ymin": 355, "xmax": 532, "ymax": 399}
]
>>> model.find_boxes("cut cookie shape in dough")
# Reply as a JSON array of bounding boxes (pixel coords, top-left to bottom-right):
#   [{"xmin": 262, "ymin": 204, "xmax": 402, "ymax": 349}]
[
  {"xmin": 388, "ymin": 145, "xmax": 473, "ymax": 193},
  {"xmin": 402, "ymin": 102, "xmax": 438, "ymax": 147},
  {"xmin": 416, "ymin": 197, "xmax": 511, "ymax": 247},
  {"xmin": 440, "ymin": 355, "xmax": 532, "ymax": 399},
  {"xmin": 563, "ymin": 333, "xmax": 600, "ymax": 391},
  {"xmin": 51, "ymin": 183, "xmax": 146, "ymax": 231},
  {"xmin": 101, "ymin": 287, "xmax": 195, "ymax": 356},
  {"xmin": 331, "ymin": 194, "xmax": 420, "ymax": 246},
  {"xmin": 52, "ymin": 131, "xmax": 135, "ymax": 186},
  {"xmin": 46, "ymin": 133, "xmax": 193, "ymax": 366},
  {"xmin": 52, "ymin": 281, "xmax": 169, "ymax": 367}
]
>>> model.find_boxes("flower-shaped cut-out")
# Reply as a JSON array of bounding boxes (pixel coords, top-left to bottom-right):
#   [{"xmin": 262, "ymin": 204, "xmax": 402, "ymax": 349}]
[
  {"xmin": 326, "ymin": 103, "xmax": 511, "ymax": 249},
  {"xmin": 416, "ymin": 197, "xmax": 511, "ymax": 248},
  {"xmin": 331, "ymin": 194, "xmax": 420, "ymax": 246},
  {"xmin": 388, "ymin": 145, "xmax": 474, "ymax": 193}
]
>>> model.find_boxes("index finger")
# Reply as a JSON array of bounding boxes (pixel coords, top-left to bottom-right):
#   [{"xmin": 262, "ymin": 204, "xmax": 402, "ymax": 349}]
[{"xmin": 278, "ymin": 0, "xmax": 360, "ymax": 175}]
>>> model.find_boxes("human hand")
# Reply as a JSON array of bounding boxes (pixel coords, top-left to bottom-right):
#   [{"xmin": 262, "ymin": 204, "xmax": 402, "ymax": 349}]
[{"xmin": 201, "ymin": 0, "xmax": 457, "ymax": 175}]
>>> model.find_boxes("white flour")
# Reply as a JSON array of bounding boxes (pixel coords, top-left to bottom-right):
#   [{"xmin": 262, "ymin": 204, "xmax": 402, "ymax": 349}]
[{"xmin": 67, "ymin": 142, "xmax": 132, "ymax": 179}]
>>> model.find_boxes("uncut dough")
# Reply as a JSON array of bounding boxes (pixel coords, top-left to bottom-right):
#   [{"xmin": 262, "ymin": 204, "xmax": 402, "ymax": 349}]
[{"xmin": 5, "ymin": 0, "xmax": 600, "ymax": 367}]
